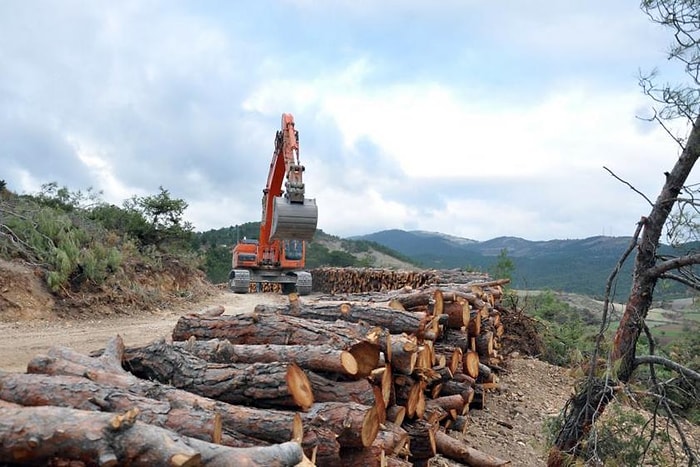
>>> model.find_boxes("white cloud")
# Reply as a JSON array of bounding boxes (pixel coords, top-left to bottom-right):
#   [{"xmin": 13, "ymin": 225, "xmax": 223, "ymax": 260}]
[{"xmin": 0, "ymin": 0, "xmax": 690, "ymax": 242}]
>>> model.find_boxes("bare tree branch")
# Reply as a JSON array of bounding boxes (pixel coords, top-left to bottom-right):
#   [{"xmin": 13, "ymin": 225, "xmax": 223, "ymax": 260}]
[
  {"xmin": 644, "ymin": 252, "xmax": 700, "ymax": 277},
  {"xmin": 633, "ymin": 355, "xmax": 700, "ymax": 384},
  {"xmin": 603, "ymin": 166, "xmax": 655, "ymax": 207}
]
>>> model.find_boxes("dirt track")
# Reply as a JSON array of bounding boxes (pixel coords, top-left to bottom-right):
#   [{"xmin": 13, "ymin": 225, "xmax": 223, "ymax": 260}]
[{"xmin": 0, "ymin": 291, "xmax": 288, "ymax": 373}]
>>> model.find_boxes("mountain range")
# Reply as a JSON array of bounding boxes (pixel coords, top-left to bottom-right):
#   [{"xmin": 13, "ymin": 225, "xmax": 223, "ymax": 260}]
[{"xmin": 350, "ymin": 230, "xmax": 650, "ymax": 297}]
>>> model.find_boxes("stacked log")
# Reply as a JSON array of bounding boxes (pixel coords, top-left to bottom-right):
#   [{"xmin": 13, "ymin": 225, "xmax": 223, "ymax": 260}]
[
  {"xmin": 310, "ymin": 266, "xmax": 507, "ymax": 295},
  {"xmin": 310, "ymin": 267, "xmax": 439, "ymax": 294},
  {"xmin": 0, "ymin": 270, "xmax": 513, "ymax": 466},
  {"xmin": 168, "ymin": 280, "xmax": 512, "ymax": 465}
]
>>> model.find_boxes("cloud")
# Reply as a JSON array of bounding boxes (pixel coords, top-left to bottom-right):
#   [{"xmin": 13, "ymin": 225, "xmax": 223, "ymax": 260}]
[{"xmin": 0, "ymin": 0, "xmax": 688, "ymax": 242}]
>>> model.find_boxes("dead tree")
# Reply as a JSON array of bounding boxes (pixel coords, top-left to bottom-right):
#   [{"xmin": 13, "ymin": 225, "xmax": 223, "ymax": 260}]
[{"xmin": 549, "ymin": 2, "xmax": 700, "ymax": 465}]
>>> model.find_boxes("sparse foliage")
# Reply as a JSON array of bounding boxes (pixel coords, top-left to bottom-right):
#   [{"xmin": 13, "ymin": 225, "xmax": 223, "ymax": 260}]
[{"xmin": 490, "ymin": 248, "xmax": 515, "ymax": 285}]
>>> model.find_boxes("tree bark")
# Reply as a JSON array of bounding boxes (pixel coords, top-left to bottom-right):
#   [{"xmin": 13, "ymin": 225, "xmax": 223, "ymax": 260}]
[
  {"xmin": 257, "ymin": 300, "xmax": 432, "ymax": 337},
  {"xmin": 172, "ymin": 311, "xmax": 382, "ymax": 355},
  {"xmin": 435, "ymin": 430, "xmax": 511, "ymax": 466},
  {"xmin": 27, "ymin": 336, "xmax": 380, "ymax": 449},
  {"xmin": 0, "ymin": 405, "xmax": 304, "ymax": 467},
  {"xmin": 122, "ymin": 338, "xmax": 314, "ymax": 409},
  {"xmin": 170, "ymin": 338, "xmax": 359, "ymax": 377}
]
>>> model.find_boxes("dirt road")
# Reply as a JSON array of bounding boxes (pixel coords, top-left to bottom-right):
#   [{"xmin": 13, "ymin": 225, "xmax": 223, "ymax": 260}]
[{"xmin": 0, "ymin": 291, "xmax": 289, "ymax": 373}]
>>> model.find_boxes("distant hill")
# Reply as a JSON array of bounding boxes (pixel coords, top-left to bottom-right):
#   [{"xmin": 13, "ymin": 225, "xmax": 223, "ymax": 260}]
[
  {"xmin": 197, "ymin": 225, "xmax": 691, "ymax": 298},
  {"xmin": 351, "ymin": 230, "xmax": 689, "ymax": 298}
]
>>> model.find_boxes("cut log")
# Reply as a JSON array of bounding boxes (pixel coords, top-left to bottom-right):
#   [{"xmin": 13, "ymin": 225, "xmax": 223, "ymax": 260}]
[
  {"xmin": 121, "ymin": 338, "xmax": 314, "ymax": 409},
  {"xmin": 476, "ymin": 330, "xmax": 495, "ymax": 358},
  {"xmin": 28, "ymin": 337, "xmax": 380, "ymax": 449},
  {"xmin": 435, "ymin": 430, "xmax": 511, "ymax": 466},
  {"xmin": 385, "ymin": 333, "xmax": 419, "ymax": 375},
  {"xmin": 443, "ymin": 299, "xmax": 470, "ymax": 329},
  {"xmin": 386, "ymin": 405, "xmax": 406, "ymax": 426},
  {"xmin": 388, "ymin": 290, "xmax": 432, "ymax": 310},
  {"xmin": 172, "ymin": 311, "xmax": 383, "ymax": 359},
  {"xmin": 446, "ymin": 415, "xmax": 470, "ymax": 435},
  {"xmin": 467, "ymin": 310, "xmax": 482, "ymax": 338},
  {"xmin": 0, "ymin": 371, "xmax": 252, "ymax": 447},
  {"xmin": 0, "ymin": 405, "xmax": 304, "ymax": 467},
  {"xmin": 257, "ymin": 301, "xmax": 432, "ymax": 337},
  {"xmin": 301, "ymin": 426, "xmax": 341, "ymax": 465},
  {"xmin": 306, "ymin": 371, "xmax": 375, "ymax": 405},
  {"xmin": 172, "ymin": 339, "xmax": 359, "ymax": 377},
  {"xmin": 338, "ymin": 422, "xmax": 409, "ymax": 466},
  {"xmin": 405, "ymin": 419, "xmax": 438, "ymax": 467}
]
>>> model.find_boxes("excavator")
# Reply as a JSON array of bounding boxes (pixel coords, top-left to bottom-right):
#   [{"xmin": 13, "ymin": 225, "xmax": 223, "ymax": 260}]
[{"xmin": 228, "ymin": 113, "xmax": 318, "ymax": 295}]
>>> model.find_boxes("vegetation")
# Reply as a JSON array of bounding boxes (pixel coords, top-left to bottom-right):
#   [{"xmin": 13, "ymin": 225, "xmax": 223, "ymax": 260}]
[
  {"xmin": 0, "ymin": 182, "xmax": 199, "ymax": 297},
  {"xmin": 549, "ymin": 1, "xmax": 700, "ymax": 464}
]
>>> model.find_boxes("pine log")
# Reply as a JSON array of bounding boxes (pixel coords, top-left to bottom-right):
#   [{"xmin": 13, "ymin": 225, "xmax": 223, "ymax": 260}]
[
  {"xmin": 385, "ymin": 333, "xmax": 419, "ymax": 375},
  {"xmin": 171, "ymin": 311, "xmax": 383, "ymax": 366},
  {"xmin": 388, "ymin": 291, "xmax": 432, "ymax": 310},
  {"xmin": 463, "ymin": 350, "xmax": 481, "ymax": 379},
  {"xmin": 258, "ymin": 301, "xmax": 431, "ymax": 337},
  {"xmin": 0, "ymin": 371, "xmax": 252, "ymax": 447},
  {"xmin": 467, "ymin": 310, "xmax": 482, "ymax": 338},
  {"xmin": 27, "ymin": 337, "xmax": 380, "ymax": 449},
  {"xmin": 0, "ymin": 405, "xmax": 304, "ymax": 467},
  {"xmin": 438, "ymin": 330, "xmax": 471, "ymax": 353},
  {"xmin": 476, "ymin": 330, "xmax": 495, "ymax": 358},
  {"xmin": 306, "ymin": 371, "xmax": 375, "ymax": 405},
  {"xmin": 301, "ymin": 426, "xmax": 341, "ymax": 465},
  {"xmin": 121, "ymin": 338, "xmax": 314, "ymax": 409},
  {"xmin": 174, "ymin": 338, "xmax": 359, "ymax": 377},
  {"xmin": 443, "ymin": 299, "xmax": 470, "ymax": 329},
  {"xmin": 338, "ymin": 422, "xmax": 409, "ymax": 466},
  {"xmin": 435, "ymin": 430, "xmax": 511, "ymax": 466},
  {"xmin": 404, "ymin": 419, "xmax": 438, "ymax": 467},
  {"xmin": 386, "ymin": 405, "xmax": 406, "ymax": 426},
  {"xmin": 446, "ymin": 415, "xmax": 470, "ymax": 435},
  {"xmin": 427, "ymin": 394, "xmax": 469, "ymax": 417}
]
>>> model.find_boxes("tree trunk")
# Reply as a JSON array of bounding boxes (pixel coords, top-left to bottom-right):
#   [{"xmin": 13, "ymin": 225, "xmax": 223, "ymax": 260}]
[
  {"xmin": 257, "ymin": 300, "xmax": 432, "ymax": 337},
  {"xmin": 122, "ymin": 338, "xmax": 314, "ymax": 409},
  {"xmin": 169, "ymin": 338, "xmax": 359, "ymax": 377},
  {"xmin": 0, "ymin": 371, "xmax": 254, "ymax": 447},
  {"xmin": 27, "ymin": 336, "xmax": 380, "ymax": 449},
  {"xmin": 172, "ymin": 311, "xmax": 382, "ymax": 354},
  {"xmin": 548, "ymin": 115, "xmax": 700, "ymax": 465},
  {"xmin": 435, "ymin": 430, "xmax": 511, "ymax": 466},
  {"xmin": 0, "ymin": 405, "xmax": 304, "ymax": 467}
]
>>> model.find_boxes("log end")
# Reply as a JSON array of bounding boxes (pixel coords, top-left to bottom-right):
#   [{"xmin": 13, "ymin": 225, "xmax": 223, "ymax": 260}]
[
  {"xmin": 340, "ymin": 350, "xmax": 359, "ymax": 376},
  {"xmin": 286, "ymin": 363, "xmax": 314, "ymax": 410},
  {"xmin": 361, "ymin": 404, "xmax": 381, "ymax": 448}
]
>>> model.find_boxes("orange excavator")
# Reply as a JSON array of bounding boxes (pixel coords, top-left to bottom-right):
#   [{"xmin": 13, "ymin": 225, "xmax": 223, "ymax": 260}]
[{"xmin": 229, "ymin": 113, "xmax": 318, "ymax": 295}]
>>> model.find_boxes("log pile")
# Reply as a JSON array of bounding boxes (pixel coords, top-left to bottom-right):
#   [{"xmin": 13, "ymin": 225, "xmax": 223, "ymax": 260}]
[
  {"xmin": 0, "ymin": 271, "xmax": 514, "ymax": 466},
  {"xmin": 309, "ymin": 267, "xmax": 495, "ymax": 294}
]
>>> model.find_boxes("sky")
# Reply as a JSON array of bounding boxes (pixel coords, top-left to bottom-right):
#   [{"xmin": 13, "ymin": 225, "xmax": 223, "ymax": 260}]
[{"xmin": 0, "ymin": 1, "xmax": 692, "ymax": 241}]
